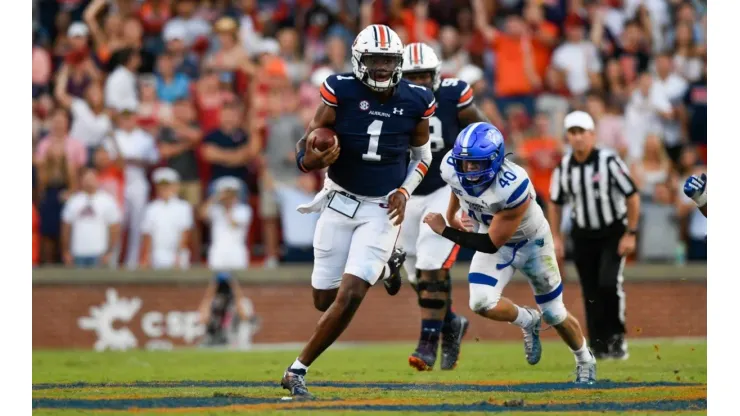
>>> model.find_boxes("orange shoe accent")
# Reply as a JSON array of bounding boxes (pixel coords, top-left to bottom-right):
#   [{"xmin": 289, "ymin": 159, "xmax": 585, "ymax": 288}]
[{"xmin": 408, "ymin": 356, "xmax": 433, "ymax": 372}]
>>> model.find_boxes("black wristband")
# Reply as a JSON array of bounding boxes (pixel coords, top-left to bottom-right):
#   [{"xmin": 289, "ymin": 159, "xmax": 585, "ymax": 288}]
[
  {"xmin": 296, "ymin": 149, "xmax": 309, "ymax": 172},
  {"xmin": 441, "ymin": 227, "xmax": 499, "ymax": 254}
]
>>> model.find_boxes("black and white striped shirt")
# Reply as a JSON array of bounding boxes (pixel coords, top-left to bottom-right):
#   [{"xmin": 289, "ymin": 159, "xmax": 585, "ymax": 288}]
[{"xmin": 550, "ymin": 148, "xmax": 637, "ymax": 236}]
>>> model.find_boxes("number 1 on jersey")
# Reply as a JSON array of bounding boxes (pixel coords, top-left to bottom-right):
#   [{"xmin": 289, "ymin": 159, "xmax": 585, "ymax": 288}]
[{"xmin": 362, "ymin": 120, "xmax": 383, "ymax": 161}]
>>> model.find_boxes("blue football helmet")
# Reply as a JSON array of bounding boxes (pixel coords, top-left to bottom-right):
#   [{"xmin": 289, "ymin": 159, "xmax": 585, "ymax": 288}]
[{"xmin": 449, "ymin": 122, "xmax": 506, "ymax": 196}]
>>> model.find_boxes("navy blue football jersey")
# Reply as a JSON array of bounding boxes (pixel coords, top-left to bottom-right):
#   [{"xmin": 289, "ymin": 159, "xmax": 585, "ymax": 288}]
[
  {"xmin": 319, "ymin": 73, "xmax": 436, "ymax": 197},
  {"xmin": 414, "ymin": 78, "xmax": 474, "ymax": 196}
]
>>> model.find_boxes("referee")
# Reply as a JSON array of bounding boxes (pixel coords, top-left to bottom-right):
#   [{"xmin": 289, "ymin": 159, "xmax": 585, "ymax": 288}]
[{"xmin": 548, "ymin": 111, "xmax": 640, "ymax": 361}]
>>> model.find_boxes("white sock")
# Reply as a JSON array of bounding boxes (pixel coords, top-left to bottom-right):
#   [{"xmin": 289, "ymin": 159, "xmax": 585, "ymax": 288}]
[
  {"xmin": 511, "ymin": 306, "xmax": 534, "ymax": 328},
  {"xmin": 290, "ymin": 358, "xmax": 309, "ymax": 372},
  {"xmin": 571, "ymin": 338, "xmax": 594, "ymax": 364}
]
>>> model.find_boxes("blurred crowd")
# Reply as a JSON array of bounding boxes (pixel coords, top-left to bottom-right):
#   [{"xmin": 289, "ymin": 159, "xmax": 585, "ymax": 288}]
[{"xmin": 31, "ymin": 0, "xmax": 707, "ymax": 270}]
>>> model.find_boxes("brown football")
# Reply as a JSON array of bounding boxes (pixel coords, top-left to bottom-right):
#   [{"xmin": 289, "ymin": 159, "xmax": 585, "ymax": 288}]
[{"xmin": 309, "ymin": 128, "xmax": 338, "ymax": 152}]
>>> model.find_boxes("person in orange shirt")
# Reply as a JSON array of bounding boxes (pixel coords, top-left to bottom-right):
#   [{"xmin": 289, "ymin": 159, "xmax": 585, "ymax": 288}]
[
  {"xmin": 517, "ymin": 113, "xmax": 563, "ymax": 204},
  {"xmin": 523, "ymin": 1, "xmax": 559, "ymax": 81},
  {"xmin": 400, "ymin": 1, "xmax": 439, "ymax": 45},
  {"xmin": 472, "ymin": 0, "xmax": 541, "ymax": 117}
]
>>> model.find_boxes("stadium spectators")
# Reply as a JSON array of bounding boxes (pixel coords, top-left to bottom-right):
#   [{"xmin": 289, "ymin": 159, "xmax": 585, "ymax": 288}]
[
  {"xmin": 140, "ymin": 168, "xmax": 194, "ymax": 269},
  {"xmin": 61, "ymin": 168, "xmax": 122, "ymax": 268},
  {"xmin": 202, "ymin": 101, "xmax": 257, "ymax": 196},
  {"xmin": 259, "ymin": 84, "xmax": 306, "ymax": 267},
  {"xmin": 155, "ymin": 52, "xmax": 191, "ymax": 103},
  {"xmin": 137, "ymin": 73, "xmax": 172, "ymax": 135},
  {"xmin": 631, "ymin": 134, "xmax": 673, "ymax": 201},
  {"xmin": 104, "ymin": 48, "xmax": 141, "ymax": 111},
  {"xmin": 624, "ymin": 71, "xmax": 672, "ymax": 162},
  {"xmin": 201, "ymin": 176, "xmax": 252, "ymax": 271},
  {"xmin": 31, "ymin": 0, "xmax": 708, "ymax": 267},
  {"xmin": 35, "ymin": 108, "xmax": 86, "ymax": 264},
  {"xmin": 585, "ymin": 92, "xmax": 628, "ymax": 160},
  {"xmin": 551, "ymin": 16, "xmax": 601, "ymax": 97},
  {"xmin": 653, "ymin": 53, "xmax": 688, "ymax": 162},
  {"xmin": 105, "ymin": 105, "xmax": 159, "ymax": 269},
  {"xmin": 55, "ymin": 65, "xmax": 112, "ymax": 158}
]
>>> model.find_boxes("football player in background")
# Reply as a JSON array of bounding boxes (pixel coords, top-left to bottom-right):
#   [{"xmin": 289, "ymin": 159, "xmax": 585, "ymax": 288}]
[
  {"xmin": 399, "ymin": 42, "xmax": 490, "ymax": 371},
  {"xmin": 280, "ymin": 25, "xmax": 435, "ymax": 399},
  {"xmin": 424, "ymin": 122, "xmax": 597, "ymax": 384}
]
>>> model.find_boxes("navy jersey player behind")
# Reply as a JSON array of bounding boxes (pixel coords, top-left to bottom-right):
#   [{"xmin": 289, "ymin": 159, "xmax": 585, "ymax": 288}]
[
  {"xmin": 281, "ymin": 25, "xmax": 435, "ymax": 399},
  {"xmin": 399, "ymin": 42, "xmax": 490, "ymax": 371}
]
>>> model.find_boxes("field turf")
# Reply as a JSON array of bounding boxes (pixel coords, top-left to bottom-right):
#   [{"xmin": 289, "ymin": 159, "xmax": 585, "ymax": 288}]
[{"xmin": 33, "ymin": 339, "xmax": 706, "ymax": 415}]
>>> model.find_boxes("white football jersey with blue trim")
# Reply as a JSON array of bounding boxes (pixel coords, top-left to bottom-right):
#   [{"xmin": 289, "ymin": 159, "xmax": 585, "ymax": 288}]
[{"xmin": 440, "ymin": 153, "xmax": 548, "ymax": 242}]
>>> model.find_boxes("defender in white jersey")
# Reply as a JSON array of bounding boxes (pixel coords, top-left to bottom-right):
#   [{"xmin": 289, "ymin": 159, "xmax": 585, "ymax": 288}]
[
  {"xmin": 399, "ymin": 42, "xmax": 492, "ymax": 371},
  {"xmin": 423, "ymin": 122, "xmax": 597, "ymax": 383}
]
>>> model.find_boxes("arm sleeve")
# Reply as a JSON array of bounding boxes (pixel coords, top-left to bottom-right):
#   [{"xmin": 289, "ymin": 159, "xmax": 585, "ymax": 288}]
[
  {"xmin": 441, "ymin": 227, "xmax": 498, "ymax": 254},
  {"xmin": 399, "ymin": 140, "xmax": 433, "ymax": 197}
]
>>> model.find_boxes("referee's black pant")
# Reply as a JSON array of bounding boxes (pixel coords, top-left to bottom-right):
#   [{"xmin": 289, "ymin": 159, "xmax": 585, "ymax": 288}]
[{"xmin": 571, "ymin": 224, "xmax": 626, "ymax": 354}]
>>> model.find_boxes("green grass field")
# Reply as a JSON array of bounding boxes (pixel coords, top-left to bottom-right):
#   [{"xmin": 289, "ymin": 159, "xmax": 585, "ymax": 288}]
[{"xmin": 32, "ymin": 339, "xmax": 707, "ymax": 415}]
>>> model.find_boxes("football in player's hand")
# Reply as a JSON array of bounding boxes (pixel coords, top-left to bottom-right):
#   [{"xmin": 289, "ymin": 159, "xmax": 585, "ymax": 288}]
[{"xmin": 309, "ymin": 128, "xmax": 338, "ymax": 152}]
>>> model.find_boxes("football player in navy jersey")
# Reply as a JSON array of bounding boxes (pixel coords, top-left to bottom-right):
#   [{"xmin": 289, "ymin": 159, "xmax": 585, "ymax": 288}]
[
  {"xmin": 280, "ymin": 25, "xmax": 436, "ymax": 399},
  {"xmin": 399, "ymin": 42, "xmax": 491, "ymax": 371}
]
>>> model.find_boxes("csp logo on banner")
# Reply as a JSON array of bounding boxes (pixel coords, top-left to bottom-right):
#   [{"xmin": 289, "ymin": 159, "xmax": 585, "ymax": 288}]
[
  {"xmin": 78, "ymin": 288, "xmax": 260, "ymax": 351},
  {"xmin": 77, "ymin": 289, "xmax": 143, "ymax": 351}
]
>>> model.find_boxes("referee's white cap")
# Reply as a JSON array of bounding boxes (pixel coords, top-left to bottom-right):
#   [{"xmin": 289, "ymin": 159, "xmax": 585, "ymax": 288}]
[{"xmin": 564, "ymin": 111, "xmax": 595, "ymax": 131}]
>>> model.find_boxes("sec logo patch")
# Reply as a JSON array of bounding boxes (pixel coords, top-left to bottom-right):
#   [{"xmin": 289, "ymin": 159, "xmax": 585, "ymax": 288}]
[{"xmin": 359, "ymin": 100, "xmax": 369, "ymax": 111}]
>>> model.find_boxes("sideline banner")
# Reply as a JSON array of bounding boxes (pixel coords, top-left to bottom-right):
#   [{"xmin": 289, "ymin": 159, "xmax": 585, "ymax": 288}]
[{"xmin": 33, "ymin": 281, "xmax": 706, "ymax": 350}]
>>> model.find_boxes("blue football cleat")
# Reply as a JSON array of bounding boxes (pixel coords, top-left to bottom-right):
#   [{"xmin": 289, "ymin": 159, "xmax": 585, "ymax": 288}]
[
  {"xmin": 575, "ymin": 359, "xmax": 597, "ymax": 384},
  {"xmin": 521, "ymin": 307, "xmax": 542, "ymax": 365}
]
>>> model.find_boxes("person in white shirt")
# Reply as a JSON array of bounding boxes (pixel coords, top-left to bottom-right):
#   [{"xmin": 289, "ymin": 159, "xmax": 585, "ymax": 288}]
[
  {"xmin": 624, "ymin": 71, "xmax": 673, "ymax": 162},
  {"xmin": 105, "ymin": 106, "xmax": 159, "ymax": 269},
  {"xmin": 104, "ymin": 48, "xmax": 140, "ymax": 111},
  {"xmin": 200, "ymin": 176, "xmax": 252, "ymax": 271},
  {"xmin": 61, "ymin": 168, "xmax": 122, "ymax": 268},
  {"xmin": 139, "ymin": 167, "xmax": 193, "ymax": 269},
  {"xmin": 54, "ymin": 65, "xmax": 112, "ymax": 153},
  {"xmin": 163, "ymin": 0, "xmax": 211, "ymax": 47},
  {"xmin": 652, "ymin": 53, "xmax": 689, "ymax": 161},
  {"xmin": 551, "ymin": 18, "xmax": 602, "ymax": 96}
]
